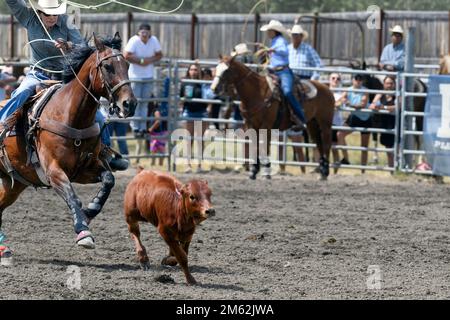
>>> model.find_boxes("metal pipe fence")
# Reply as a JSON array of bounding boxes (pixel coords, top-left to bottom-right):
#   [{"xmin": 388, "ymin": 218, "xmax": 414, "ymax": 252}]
[{"xmin": 1, "ymin": 58, "xmax": 435, "ymax": 176}]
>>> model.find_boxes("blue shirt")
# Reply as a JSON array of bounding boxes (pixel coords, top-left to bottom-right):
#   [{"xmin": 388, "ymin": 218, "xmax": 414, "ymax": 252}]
[
  {"xmin": 269, "ymin": 35, "xmax": 289, "ymax": 68},
  {"xmin": 380, "ymin": 43, "xmax": 405, "ymax": 71},
  {"xmin": 348, "ymin": 86, "xmax": 370, "ymax": 121},
  {"xmin": 202, "ymin": 84, "xmax": 216, "ymax": 100},
  {"xmin": 6, "ymin": 0, "xmax": 83, "ymax": 71},
  {"xmin": 288, "ymin": 42, "xmax": 322, "ymax": 80}
]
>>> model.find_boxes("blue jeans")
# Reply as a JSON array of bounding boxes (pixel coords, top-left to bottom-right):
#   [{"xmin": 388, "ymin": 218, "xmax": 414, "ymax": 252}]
[
  {"xmin": 0, "ymin": 71, "xmax": 110, "ymax": 146},
  {"xmin": 276, "ymin": 68, "xmax": 306, "ymax": 123},
  {"xmin": 0, "ymin": 71, "xmax": 49, "ymax": 122},
  {"xmin": 130, "ymin": 79, "xmax": 153, "ymax": 132},
  {"xmin": 95, "ymin": 111, "xmax": 111, "ymax": 146},
  {"xmin": 107, "ymin": 122, "xmax": 129, "ymax": 155}
]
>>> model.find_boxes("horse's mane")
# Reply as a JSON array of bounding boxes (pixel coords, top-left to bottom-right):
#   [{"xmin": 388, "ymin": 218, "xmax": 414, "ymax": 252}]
[{"xmin": 63, "ymin": 35, "xmax": 122, "ymax": 83}]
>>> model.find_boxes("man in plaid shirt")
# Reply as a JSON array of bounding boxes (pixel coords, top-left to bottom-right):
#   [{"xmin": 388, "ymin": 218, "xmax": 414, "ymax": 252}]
[{"xmin": 288, "ymin": 25, "xmax": 322, "ymax": 80}]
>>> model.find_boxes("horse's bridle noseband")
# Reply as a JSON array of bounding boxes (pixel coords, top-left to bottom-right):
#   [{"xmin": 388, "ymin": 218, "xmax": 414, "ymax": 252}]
[{"xmin": 95, "ymin": 50, "xmax": 132, "ymax": 112}]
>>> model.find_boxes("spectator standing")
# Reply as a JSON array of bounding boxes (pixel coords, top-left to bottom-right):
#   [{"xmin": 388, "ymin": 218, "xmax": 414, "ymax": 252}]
[
  {"xmin": 369, "ymin": 76, "xmax": 398, "ymax": 168},
  {"xmin": 180, "ymin": 63, "xmax": 208, "ymax": 173},
  {"xmin": 148, "ymin": 77, "xmax": 170, "ymax": 166},
  {"xmin": 202, "ymin": 68, "xmax": 220, "ymax": 129},
  {"xmin": 329, "ymin": 73, "xmax": 346, "ymax": 173},
  {"xmin": 124, "ymin": 23, "xmax": 163, "ymax": 137},
  {"xmin": 379, "ymin": 25, "xmax": 405, "ymax": 72},
  {"xmin": 337, "ymin": 74, "xmax": 371, "ymax": 173}
]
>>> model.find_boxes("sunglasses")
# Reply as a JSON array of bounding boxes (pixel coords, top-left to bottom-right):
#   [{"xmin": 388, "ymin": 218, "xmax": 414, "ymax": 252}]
[
  {"xmin": 39, "ymin": 11, "xmax": 57, "ymax": 17},
  {"xmin": 331, "ymin": 77, "xmax": 341, "ymax": 81}
]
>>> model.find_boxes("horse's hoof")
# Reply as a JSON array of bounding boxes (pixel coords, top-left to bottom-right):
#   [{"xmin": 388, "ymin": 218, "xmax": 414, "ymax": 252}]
[
  {"xmin": 0, "ymin": 247, "xmax": 14, "ymax": 267},
  {"xmin": 140, "ymin": 261, "xmax": 151, "ymax": 271},
  {"xmin": 161, "ymin": 256, "xmax": 178, "ymax": 266},
  {"xmin": 76, "ymin": 231, "xmax": 95, "ymax": 249},
  {"xmin": 263, "ymin": 175, "xmax": 272, "ymax": 180},
  {"xmin": 319, "ymin": 175, "xmax": 328, "ymax": 181}
]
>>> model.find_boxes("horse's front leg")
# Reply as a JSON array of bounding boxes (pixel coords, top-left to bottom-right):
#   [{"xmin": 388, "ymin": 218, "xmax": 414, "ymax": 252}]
[
  {"xmin": 82, "ymin": 170, "xmax": 115, "ymax": 223},
  {"xmin": 47, "ymin": 165, "xmax": 95, "ymax": 249},
  {"xmin": 249, "ymin": 132, "xmax": 260, "ymax": 180},
  {"xmin": 260, "ymin": 130, "xmax": 272, "ymax": 180},
  {"xmin": 0, "ymin": 177, "xmax": 27, "ymax": 266}
]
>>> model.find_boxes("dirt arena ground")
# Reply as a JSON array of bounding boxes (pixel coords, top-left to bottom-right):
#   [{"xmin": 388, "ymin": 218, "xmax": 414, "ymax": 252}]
[{"xmin": 1, "ymin": 169, "xmax": 450, "ymax": 300}]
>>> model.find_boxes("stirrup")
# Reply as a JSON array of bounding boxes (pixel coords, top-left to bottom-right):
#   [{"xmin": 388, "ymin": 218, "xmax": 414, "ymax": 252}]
[{"xmin": 290, "ymin": 118, "xmax": 306, "ymax": 132}]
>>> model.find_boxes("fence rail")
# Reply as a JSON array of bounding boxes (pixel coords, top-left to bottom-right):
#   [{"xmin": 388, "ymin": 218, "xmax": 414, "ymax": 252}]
[
  {"xmin": 0, "ymin": 57, "xmax": 438, "ymax": 176},
  {"xmin": 0, "ymin": 10, "xmax": 449, "ymax": 65}
]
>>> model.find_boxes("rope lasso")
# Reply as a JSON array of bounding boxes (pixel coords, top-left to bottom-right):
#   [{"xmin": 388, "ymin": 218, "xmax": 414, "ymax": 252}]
[
  {"xmin": 28, "ymin": 0, "xmax": 101, "ymax": 104},
  {"xmin": 241, "ymin": 0, "xmax": 268, "ymax": 43},
  {"xmin": 66, "ymin": 0, "xmax": 185, "ymax": 14}
]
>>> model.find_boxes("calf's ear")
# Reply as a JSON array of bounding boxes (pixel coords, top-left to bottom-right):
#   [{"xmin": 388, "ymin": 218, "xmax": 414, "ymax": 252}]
[{"xmin": 180, "ymin": 184, "xmax": 190, "ymax": 197}]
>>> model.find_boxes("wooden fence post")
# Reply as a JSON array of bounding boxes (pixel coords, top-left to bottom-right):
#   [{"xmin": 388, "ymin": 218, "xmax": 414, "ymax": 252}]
[
  {"xmin": 377, "ymin": 9, "xmax": 385, "ymax": 62},
  {"xmin": 9, "ymin": 14, "xmax": 15, "ymax": 60},
  {"xmin": 190, "ymin": 13, "xmax": 197, "ymax": 60}
]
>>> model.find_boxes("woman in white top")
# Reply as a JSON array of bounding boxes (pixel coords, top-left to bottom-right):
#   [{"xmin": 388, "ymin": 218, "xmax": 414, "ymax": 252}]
[{"xmin": 124, "ymin": 24, "xmax": 163, "ymax": 136}]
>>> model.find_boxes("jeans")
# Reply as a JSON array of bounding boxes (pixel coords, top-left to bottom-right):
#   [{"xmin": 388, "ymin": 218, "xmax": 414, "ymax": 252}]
[
  {"xmin": 107, "ymin": 122, "xmax": 129, "ymax": 155},
  {"xmin": 95, "ymin": 110, "xmax": 111, "ymax": 146},
  {"xmin": 276, "ymin": 68, "xmax": 306, "ymax": 123},
  {"xmin": 0, "ymin": 71, "xmax": 49, "ymax": 122},
  {"xmin": 130, "ymin": 79, "xmax": 153, "ymax": 132},
  {"xmin": 0, "ymin": 71, "xmax": 110, "ymax": 146}
]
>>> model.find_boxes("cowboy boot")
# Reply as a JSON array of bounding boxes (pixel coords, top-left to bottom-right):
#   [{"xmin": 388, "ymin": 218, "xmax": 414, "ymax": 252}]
[
  {"xmin": 100, "ymin": 145, "xmax": 129, "ymax": 171},
  {"xmin": 290, "ymin": 114, "xmax": 306, "ymax": 132}
]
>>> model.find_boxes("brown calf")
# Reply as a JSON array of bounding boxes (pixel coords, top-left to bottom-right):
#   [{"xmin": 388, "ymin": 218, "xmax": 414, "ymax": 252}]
[{"xmin": 124, "ymin": 169, "xmax": 215, "ymax": 285}]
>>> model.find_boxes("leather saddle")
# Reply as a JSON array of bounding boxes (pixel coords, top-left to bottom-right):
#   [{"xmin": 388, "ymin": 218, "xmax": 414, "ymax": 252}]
[
  {"xmin": 265, "ymin": 73, "xmax": 318, "ymax": 101},
  {"xmin": 0, "ymin": 81, "xmax": 63, "ymax": 188},
  {"xmin": 0, "ymin": 81, "xmax": 63, "ymax": 137}
]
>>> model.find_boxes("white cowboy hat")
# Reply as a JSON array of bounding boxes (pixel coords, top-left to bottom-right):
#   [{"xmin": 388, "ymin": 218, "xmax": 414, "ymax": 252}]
[
  {"xmin": 260, "ymin": 20, "xmax": 289, "ymax": 38},
  {"xmin": 288, "ymin": 25, "xmax": 309, "ymax": 41},
  {"xmin": 231, "ymin": 43, "xmax": 251, "ymax": 57},
  {"xmin": 389, "ymin": 25, "xmax": 404, "ymax": 34},
  {"xmin": 30, "ymin": 0, "xmax": 67, "ymax": 15}
]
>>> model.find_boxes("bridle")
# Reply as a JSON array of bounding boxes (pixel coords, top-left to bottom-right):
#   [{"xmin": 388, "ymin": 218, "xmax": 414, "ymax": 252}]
[
  {"xmin": 214, "ymin": 62, "xmax": 253, "ymax": 95},
  {"xmin": 93, "ymin": 49, "xmax": 132, "ymax": 113}
]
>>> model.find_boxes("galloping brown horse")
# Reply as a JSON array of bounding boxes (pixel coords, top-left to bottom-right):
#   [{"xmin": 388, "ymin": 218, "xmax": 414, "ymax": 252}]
[
  {"xmin": 211, "ymin": 55, "xmax": 335, "ymax": 180},
  {"xmin": 0, "ymin": 33, "xmax": 136, "ymax": 256}
]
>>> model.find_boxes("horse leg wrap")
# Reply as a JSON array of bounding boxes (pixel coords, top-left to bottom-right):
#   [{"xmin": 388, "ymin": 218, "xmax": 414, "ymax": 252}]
[
  {"xmin": 0, "ymin": 231, "xmax": 6, "ymax": 244},
  {"xmin": 68, "ymin": 197, "xmax": 89, "ymax": 234},
  {"xmin": 262, "ymin": 162, "xmax": 271, "ymax": 177},
  {"xmin": 319, "ymin": 157, "xmax": 330, "ymax": 178},
  {"xmin": 83, "ymin": 171, "xmax": 115, "ymax": 221}
]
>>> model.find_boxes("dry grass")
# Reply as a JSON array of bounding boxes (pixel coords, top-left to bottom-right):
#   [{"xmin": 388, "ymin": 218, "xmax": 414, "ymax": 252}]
[{"xmin": 112, "ymin": 129, "xmax": 438, "ymax": 181}]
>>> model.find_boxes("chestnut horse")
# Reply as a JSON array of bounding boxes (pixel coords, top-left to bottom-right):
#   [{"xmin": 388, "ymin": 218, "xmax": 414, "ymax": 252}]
[
  {"xmin": 439, "ymin": 55, "xmax": 450, "ymax": 75},
  {"xmin": 0, "ymin": 33, "xmax": 136, "ymax": 256},
  {"xmin": 211, "ymin": 55, "xmax": 335, "ymax": 180}
]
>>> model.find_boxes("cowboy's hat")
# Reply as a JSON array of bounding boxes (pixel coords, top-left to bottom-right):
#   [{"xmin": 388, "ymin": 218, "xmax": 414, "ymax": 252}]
[
  {"xmin": 288, "ymin": 25, "xmax": 309, "ymax": 41},
  {"xmin": 30, "ymin": 0, "xmax": 67, "ymax": 15},
  {"xmin": 231, "ymin": 43, "xmax": 251, "ymax": 57},
  {"xmin": 389, "ymin": 25, "xmax": 404, "ymax": 35},
  {"xmin": 260, "ymin": 20, "xmax": 289, "ymax": 38}
]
